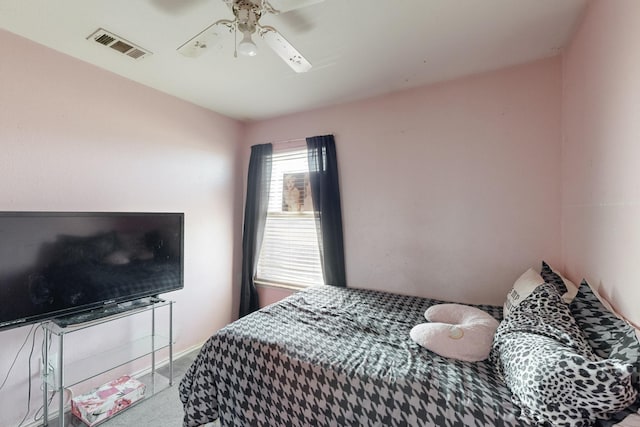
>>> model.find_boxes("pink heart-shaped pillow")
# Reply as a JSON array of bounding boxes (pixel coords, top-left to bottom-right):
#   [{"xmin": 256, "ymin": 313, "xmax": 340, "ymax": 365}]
[{"xmin": 410, "ymin": 304, "xmax": 499, "ymax": 362}]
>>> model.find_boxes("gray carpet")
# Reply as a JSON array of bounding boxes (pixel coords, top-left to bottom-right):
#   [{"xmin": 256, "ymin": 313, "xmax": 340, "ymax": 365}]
[
  {"xmin": 101, "ymin": 349, "xmax": 197, "ymax": 427},
  {"xmin": 102, "ymin": 377, "xmax": 185, "ymax": 426}
]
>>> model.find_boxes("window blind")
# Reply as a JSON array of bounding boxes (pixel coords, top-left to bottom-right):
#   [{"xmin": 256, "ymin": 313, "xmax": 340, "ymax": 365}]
[{"xmin": 256, "ymin": 147, "xmax": 324, "ymax": 287}]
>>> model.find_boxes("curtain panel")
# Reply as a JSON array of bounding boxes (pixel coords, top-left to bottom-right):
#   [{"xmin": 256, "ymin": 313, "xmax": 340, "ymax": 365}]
[
  {"xmin": 239, "ymin": 143, "xmax": 272, "ymax": 318},
  {"xmin": 306, "ymin": 135, "xmax": 347, "ymax": 287}
]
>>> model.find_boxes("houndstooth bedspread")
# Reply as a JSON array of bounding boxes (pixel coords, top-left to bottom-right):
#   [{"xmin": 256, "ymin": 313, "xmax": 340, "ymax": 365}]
[{"xmin": 179, "ymin": 286, "xmax": 532, "ymax": 427}]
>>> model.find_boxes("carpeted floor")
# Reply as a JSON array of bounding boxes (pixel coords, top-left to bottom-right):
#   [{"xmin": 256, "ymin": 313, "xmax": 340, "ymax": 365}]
[
  {"xmin": 101, "ymin": 348, "xmax": 198, "ymax": 427},
  {"xmin": 102, "ymin": 378, "xmax": 186, "ymax": 426}
]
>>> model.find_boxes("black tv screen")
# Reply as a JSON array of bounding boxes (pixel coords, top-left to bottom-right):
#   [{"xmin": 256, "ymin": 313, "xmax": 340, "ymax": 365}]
[{"xmin": 0, "ymin": 212, "xmax": 184, "ymax": 331}]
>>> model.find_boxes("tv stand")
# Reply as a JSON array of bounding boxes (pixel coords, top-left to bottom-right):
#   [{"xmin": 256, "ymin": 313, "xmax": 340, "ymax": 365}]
[
  {"xmin": 42, "ymin": 299, "xmax": 174, "ymax": 427},
  {"xmin": 53, "ymin": 297, "xmax": 160, "ymax": 327}
]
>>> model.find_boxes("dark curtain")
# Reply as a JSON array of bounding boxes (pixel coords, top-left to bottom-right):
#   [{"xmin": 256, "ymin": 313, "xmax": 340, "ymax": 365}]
[
  {"xmin": 239, "ymin": 143, "xmax": 272, "ymax": 317},
  {"xmin": 306, "ymin": 135, "xmax": 347, "ymax": 287}
]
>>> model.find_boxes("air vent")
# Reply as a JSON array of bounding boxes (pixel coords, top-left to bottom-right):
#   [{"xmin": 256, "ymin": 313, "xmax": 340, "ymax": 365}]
[{"xmin": 87, "ymin": 28, "xmax": 152, "ymax": 60}]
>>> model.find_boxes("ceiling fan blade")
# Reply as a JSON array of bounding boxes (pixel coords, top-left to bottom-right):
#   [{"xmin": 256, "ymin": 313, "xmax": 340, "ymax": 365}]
[
  {"xmin": 177, "ymin": 19, "xmax": 234, "ymax": 57},
  {"xmin": 264, "ymin": 0, "xmax": 324, "ymax": 14},
  {"xmin": 259, "ymin": 26, "xmax": 311, "ymax": 73}
]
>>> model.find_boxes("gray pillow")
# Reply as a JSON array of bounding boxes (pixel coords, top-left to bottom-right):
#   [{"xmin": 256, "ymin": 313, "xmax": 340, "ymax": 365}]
[{"xmin": 569, "ymin": 280, "xmax": 640, "ymax": 372}]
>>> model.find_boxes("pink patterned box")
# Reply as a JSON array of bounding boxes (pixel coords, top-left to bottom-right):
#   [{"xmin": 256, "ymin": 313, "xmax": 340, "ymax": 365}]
[{"xmin": 71, "ymin": 376, "xmax": 146, "ymax": 426}]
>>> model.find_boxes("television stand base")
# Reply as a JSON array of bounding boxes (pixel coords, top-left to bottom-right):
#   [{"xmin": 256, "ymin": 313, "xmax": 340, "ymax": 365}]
[{"xmin": 42, "ymin": 299, "xmax": 174, "ymax": 427}]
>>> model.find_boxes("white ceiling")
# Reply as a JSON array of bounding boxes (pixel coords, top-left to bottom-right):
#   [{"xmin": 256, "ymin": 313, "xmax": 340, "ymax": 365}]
[{"xmin": 0, "ymin": 0, "xmax": 587, "ymax": 121}]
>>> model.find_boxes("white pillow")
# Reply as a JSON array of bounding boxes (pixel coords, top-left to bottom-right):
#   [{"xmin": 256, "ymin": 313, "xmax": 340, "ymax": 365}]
[
  {"xmin": 503, "ymin": 268, "xmax": 545, "ymax": 318},
  {"xmin": 410, "ymin": 304, "xmax": 499, "ymax": 362}
]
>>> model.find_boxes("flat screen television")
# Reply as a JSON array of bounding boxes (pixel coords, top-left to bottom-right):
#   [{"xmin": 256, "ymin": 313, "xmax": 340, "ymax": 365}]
[{"xmin": 0, "ymin": 211, "xmax": 184, "ymax": 331}]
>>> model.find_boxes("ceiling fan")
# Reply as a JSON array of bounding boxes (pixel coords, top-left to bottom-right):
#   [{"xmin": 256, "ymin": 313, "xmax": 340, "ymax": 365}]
[{"xmin": 177, "ymin": 0, "xmax": 323, "ymax": 73}]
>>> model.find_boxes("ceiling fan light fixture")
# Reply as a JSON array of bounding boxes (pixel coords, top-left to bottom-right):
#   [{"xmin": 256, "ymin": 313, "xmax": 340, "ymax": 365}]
[
  {"xmin": 238, "ymin": 31, "xmax": 257, "ymax": 57},
  {"xmin": 178, "ymin": 0, "xmax": 321, "ymax": 71}
]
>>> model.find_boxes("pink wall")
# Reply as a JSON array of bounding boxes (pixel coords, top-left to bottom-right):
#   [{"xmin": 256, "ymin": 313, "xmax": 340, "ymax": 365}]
[
  {"xmin": 247, "ymin": 57, "xmax": 563, "ymax": 307},
  {"xmin": 0, "ymin": 30, "xmax": 243, "ymax": 426},
  {"xmin": 562, "ymin": 0, "xmax": 640, "ymax": 326}
]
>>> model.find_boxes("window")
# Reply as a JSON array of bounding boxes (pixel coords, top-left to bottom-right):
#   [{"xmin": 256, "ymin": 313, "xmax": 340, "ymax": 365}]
[{"xmin": 256, "ymin": 146, "xmax": 324, "ymax": 288}]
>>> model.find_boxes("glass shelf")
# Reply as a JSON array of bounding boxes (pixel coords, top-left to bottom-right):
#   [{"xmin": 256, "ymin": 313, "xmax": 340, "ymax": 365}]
[{"xmin": 46, "ymin": 334, "xmax": 171, "ymax": 388}]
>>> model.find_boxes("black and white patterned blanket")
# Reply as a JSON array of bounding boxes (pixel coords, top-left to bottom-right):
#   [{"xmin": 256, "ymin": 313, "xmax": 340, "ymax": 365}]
[{"xmin": 179, "ymin": 286, "xmax": 532, "ymax": 427}]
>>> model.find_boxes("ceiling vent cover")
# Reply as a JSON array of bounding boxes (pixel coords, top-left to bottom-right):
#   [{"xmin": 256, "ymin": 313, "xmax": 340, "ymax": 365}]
[{"xmin": 87, "ymin": 28, "xmax": 152, "ymax": 60}]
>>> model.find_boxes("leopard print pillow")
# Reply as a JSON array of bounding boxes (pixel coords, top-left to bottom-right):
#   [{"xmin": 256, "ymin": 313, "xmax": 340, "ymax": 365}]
[
  {"xmin": 540, "ymin": 261, "xmax": 569, "ymax": 295},
  {"xmin": 491, "ymin": 283, "xmax": 638, "ymax": 427}
]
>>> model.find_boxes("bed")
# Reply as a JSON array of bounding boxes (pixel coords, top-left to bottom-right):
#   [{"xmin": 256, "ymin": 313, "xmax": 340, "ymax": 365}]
[{"xmin": 179, "ymin": 269, "xmax": 640, "ymax": 427}]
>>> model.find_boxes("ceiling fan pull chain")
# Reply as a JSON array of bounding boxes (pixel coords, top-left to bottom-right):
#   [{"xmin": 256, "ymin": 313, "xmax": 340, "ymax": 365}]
[{"xmin": 234, "ymin": 22, "xmax": 238, "ymax": 58}]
